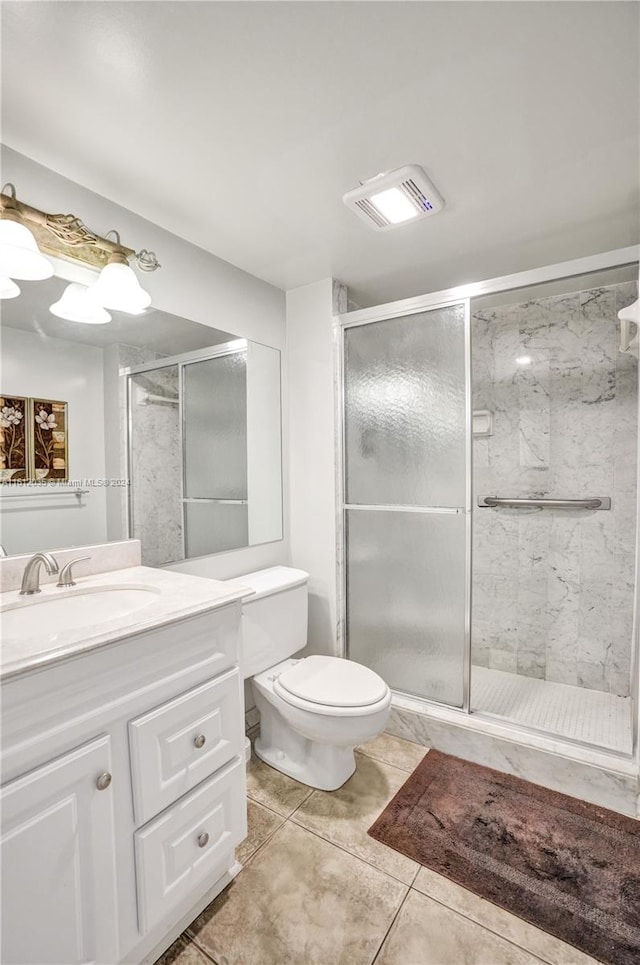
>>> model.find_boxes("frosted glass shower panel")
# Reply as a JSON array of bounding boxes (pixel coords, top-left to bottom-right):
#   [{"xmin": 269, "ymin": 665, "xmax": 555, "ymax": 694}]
[
  {"xmin": 183, "ymin": 352, "xmax": 248, "ymax": 499},
  {"xmin": 184, "ymin": 501, "xmax": 248, "ymax": 557},
  {"xmin": 346, "ymin": 509, "xmax": 466, "ymax": 706},
  {"xmin": 345, "ymin": 304, "xmax": 466, "ymax": 508}
]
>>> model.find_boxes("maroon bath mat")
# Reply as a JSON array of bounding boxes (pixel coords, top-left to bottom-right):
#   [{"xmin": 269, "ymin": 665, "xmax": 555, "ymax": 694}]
[{"xmin": 368, "ymin": 750, "xmax": 640, "ymax": 965}]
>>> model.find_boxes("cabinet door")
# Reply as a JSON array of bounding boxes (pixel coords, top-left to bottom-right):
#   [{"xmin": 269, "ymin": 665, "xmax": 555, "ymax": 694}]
[{"xmin": 1, "ymin": 736, "xmax": 119, "ymax": 965}]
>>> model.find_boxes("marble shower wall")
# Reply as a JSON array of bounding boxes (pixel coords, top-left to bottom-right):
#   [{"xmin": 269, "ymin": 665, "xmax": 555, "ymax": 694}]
[
  {"xmin": 129, "ymin": 363, "xmax": 183, "ymax": 567},
  {"xmin": 472, "ymin": 281, "xmax": 638, "ymax": 697}
]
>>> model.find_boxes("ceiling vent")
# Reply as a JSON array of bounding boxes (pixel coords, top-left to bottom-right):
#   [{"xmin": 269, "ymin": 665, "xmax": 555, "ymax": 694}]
[{"xmin": 343, "ymin": 165, "xmax": 444, "ymax": 231}]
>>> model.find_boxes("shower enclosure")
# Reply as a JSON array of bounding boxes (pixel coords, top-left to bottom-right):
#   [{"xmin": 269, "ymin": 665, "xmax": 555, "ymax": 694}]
[{"xmin": 339, "ymin": 249, "xmax": 639, "ymax": 759}]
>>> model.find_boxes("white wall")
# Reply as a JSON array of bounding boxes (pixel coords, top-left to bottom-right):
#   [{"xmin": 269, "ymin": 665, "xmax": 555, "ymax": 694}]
[
  {"xmin": 2, "ymin": 146, "xmax": 289, "ymax": 580},
  {"xmin": 0, "ymin": 327, "xmax": 107, "ymax": 555},
  {"xmin": 286, "ymin": 279, "xmax": 341, "ymax": 657}
]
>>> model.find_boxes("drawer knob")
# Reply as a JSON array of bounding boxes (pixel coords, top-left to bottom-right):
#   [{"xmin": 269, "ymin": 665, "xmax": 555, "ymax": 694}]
[
  {"xmin": 197, "ymin": 832, "xmax": 210, "ymax": 848},
  {"xmin": 96, "ymin": 772, "xmax": 112, "ymax": 791},
  {"xmin": 193, "ymin": 734, "xmax": 206, "ymax": 749}
]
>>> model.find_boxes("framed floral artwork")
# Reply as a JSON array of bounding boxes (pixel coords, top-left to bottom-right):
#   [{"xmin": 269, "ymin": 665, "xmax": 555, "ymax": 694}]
[
  {"xmin": 31, "ymin": 398, "xmax": 68, "ymax": 481},
  {"xmin": 0, "ymin": 396, "xmax": 28, "ymax": 482}
]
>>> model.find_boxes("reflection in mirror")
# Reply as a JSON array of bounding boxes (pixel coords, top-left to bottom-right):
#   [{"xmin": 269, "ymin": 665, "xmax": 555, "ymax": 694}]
[
  {"xmin": 127, "ymin": 339, "xmax": 282, "ymax": 565},
  {"xmin": 0, "ymin": 275, "xmax": 283, "ymax": 561}
]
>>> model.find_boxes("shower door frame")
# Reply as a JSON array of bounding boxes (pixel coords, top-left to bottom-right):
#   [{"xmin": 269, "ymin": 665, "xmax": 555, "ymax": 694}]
[
  {"xmin": 335, "ymin": 245, "xmax": 640, "ymax": 761},
  {"xmin": 123, "ymin": 338, "xmax": 248, "ymax": 561},
  {"xmin": 338, "ymin": 297, "xmax": 473, "ymax": 710}
]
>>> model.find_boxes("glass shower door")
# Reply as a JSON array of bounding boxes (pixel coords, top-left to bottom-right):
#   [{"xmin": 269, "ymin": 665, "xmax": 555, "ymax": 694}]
[
  {"xmin": 182, "ymin": 350, "xmax": 249, "ymax": 556},
  {"xmin": 344, "ymin": 301, "xmax": 470, "ymax": 707}
]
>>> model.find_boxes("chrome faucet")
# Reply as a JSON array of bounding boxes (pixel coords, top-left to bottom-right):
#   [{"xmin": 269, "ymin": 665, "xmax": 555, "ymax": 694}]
[
  {"xmin": 57, "ymin": 556, "xmax": 91, "ymax": 588},
  {"xmin": 19, "ymin": 552, "xmax": 59, "ymax": 596}
]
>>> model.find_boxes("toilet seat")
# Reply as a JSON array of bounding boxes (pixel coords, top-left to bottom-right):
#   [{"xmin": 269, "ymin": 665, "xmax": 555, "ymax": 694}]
[{"xmin": 273, "ymin": 655, "xmax": 390, "ymax": 717}]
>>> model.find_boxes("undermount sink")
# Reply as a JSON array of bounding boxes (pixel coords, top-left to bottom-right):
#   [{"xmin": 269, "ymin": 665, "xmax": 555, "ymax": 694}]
[{"xmin": 0, "ymin": 585, "xmax": 162, "ymax": 640}]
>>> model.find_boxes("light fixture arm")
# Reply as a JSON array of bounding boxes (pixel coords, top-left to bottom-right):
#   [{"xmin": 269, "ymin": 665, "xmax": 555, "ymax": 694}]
[{"xmin": 0, "ymin": 184, "xmax": 160, "ymax": 272}]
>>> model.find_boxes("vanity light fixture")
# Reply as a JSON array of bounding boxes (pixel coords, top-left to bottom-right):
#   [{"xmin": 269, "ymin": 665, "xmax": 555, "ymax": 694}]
[
  {"xmin": 343, "ymin": 165, "xmax": 444, "ymax": 231},
  {"xmin": 89, "ymin": 234, "xmax": 151, "ymax": 314},
  {"xmin": 0, "ymin": 196, "xmax": 54, "ymax": 283},
  {"xmin": 0, "ymin": 183, "xmax": 160, "ymax": 318}
]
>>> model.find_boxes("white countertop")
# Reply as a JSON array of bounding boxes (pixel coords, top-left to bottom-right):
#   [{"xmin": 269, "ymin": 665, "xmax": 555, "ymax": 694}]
[{"xmin": 0, "ymin": 565, "xmax": 252, "ymax": 681}]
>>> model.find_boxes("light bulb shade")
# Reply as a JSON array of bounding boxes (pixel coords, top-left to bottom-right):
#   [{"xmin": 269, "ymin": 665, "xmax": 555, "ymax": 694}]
[
  {"xmin": 90, "ymin": 262, "xmax": 151, "ymax": 313},
  {"xmin": 0, "ymin": 276, "xmax": 20, "ymax": 299},
  {"xmin": 0, "ymin": 219, "xmax": 54, "ymax": 280},
  {"xmin": 50, "ymin": 283, "xmax": 112, "ymax": 325}
]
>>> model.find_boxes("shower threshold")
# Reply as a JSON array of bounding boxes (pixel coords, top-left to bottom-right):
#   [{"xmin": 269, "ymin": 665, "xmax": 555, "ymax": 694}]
[{"xmin": 471, "ymin": 666, "xmax": 632, "ymax": 755}]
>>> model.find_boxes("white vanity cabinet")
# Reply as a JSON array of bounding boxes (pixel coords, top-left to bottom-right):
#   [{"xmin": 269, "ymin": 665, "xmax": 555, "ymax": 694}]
[{"xmin": 0, "ymin": 600, "xmax": 247, "ymax": 965}]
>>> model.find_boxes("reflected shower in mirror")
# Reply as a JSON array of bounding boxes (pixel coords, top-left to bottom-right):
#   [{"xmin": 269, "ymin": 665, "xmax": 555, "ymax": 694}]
[
  {"xmin": 127, "ymin": 339, "xmax": 282, "ymax": 566},
  {"xmin": 0, "ymin": 275, "xmax": 283, "ymax": 561}
]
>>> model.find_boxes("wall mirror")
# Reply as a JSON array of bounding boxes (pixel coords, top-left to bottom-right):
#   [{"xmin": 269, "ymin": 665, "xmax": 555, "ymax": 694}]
[{"xmin": 0, "ymin": 275, "xmax": 283, "ymax": 564}]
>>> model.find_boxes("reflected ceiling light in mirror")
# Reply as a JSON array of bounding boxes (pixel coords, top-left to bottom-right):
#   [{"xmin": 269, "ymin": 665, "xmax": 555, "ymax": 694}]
[
  {"xmin": 89, "ymin": 253, "xmax": 151, "ymax": 314},
  {"xmin": 50, "ymin": 283, "xmax": 112, "ymax": 325},
  {"xmin": 0, "ymin": 276, "xmax": 20, "ymax": 299}
]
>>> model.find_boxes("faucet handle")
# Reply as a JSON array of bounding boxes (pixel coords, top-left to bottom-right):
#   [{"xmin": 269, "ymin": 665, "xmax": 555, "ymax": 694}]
[{"xmin": 57, "ymin": 556, "xmax": 91, "ymax": 588}]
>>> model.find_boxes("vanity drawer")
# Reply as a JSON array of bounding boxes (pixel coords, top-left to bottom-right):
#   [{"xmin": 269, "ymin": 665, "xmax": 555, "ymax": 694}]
[
  {"xmin": 129, "ymin": 668, "xmax": 243, "ymax": 825},
  {"xmin": 135, "ymin": 756, "xmax": 246, "ymax": 934}
]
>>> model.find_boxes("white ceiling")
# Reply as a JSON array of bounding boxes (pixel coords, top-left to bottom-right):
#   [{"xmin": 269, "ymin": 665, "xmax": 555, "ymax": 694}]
[{"xmin": 2, "ymin": 2, "xmax": 638, "ymax": 307}]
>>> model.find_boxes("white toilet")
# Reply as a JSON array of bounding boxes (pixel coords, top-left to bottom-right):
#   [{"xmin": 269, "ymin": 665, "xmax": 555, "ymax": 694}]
[{"xmin": 236, "ymin": 566, "xmax": 391, "ymax": 790}]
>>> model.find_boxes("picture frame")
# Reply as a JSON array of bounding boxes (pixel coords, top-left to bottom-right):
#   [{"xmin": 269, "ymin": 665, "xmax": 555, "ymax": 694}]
[
  {"xmin": 0, "ymin": 395, "xmax": 29, "ymax": 482},
  {"xmin": 30, "ymin": 398, "xmax": 68, "ymax": 481}
]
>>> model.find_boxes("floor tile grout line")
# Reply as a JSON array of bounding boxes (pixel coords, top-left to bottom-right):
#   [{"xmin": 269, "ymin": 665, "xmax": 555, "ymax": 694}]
[
  {"xmin": 353, "ymin": 748, "xmax": 427, "ymax": 775},
  {"xmin": 354, "ymin": 748, "xmax": 429, "ymax": 773},
  {"xmin": 405, "ymin": 882, "xmax": 567, "ymax": 965},
  {"xmin": 369, "ymin": 886, "xmax": 412, "ymax": 965},
  {"xmin": 281, "ymin": 749, "xmax": 426, "ymax": 824},
  {"xmin": 245, "ymin": 787, "xmax": 310, "ymax": 820},
  {"xmin": 286, "ymin": 811, "xmax": 419, "ymax": 887},
  {"xmin": 236, "ymin": 813, "xmax": 288, "ymax": 868},
  {"xmin": 284, "ymin": 786, "xmax": 319, "ymax": 820},
  {"xmin": 188, "ymin": 931, "xmax": 228, "ymax": 965}
]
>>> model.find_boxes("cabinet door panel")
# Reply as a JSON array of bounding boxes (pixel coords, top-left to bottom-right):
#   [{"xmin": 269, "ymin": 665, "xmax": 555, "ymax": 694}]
[{"xmin": 1, "ymin": 736, "xmax": 118, "ymax": 965}]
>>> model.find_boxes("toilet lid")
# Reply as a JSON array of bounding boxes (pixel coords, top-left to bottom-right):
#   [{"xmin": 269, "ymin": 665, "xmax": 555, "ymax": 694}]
[{"xmin": 276, "ymin": 655, "xmax": 388, "ymax": 708}]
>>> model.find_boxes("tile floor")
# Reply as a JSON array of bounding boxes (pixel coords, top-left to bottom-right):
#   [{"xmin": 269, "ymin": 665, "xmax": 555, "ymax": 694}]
[{"xmin": 155, "ymin": 732, "xmax": 601, "ymax": 965}]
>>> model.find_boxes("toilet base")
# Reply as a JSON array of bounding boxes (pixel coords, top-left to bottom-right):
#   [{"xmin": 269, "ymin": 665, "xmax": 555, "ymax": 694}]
[
  {"xmin": 254, "ymin": 732, "xmax": 356, "ymax": 791},
  {"xmin": 250, "ymin": 658, "xmax": 391, "ymax": 791}
]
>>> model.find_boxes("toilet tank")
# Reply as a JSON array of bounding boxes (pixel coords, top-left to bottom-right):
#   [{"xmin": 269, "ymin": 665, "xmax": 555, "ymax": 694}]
[{"xmin": 236, "ymin": 566, "xmax": 309, "ymax": 678}]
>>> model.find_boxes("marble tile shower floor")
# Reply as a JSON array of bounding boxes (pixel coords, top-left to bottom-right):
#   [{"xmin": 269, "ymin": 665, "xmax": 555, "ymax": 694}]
[
  {"xmin": 155, "ymin": 732, "xmax": 601, "ymax": 965},
  {"xmin": 471, "ymin": 666, "xmax": 632, "ymax": 754}
]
